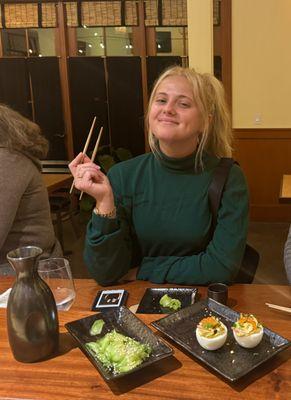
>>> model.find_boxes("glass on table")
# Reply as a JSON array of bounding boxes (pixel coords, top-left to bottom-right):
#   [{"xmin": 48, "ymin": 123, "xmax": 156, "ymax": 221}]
[{"xmin": 38, "ymin": 258, "xmax": 76, "ymax": 311}]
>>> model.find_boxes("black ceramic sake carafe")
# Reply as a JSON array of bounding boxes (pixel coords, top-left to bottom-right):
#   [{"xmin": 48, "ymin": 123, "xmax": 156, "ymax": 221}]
[{"xmin": 6, "ymin": 246, "xmax": 59, "ymax": 363}]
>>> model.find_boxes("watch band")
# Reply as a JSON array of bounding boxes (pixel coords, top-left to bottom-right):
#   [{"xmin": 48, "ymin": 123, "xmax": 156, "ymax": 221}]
[{"xmin": 93, "ymin": 206, "xmax": 116, "ymax": 219}]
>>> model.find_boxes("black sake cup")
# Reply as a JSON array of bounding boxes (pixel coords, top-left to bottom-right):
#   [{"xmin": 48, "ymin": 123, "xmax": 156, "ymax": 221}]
[{"xmin": 207, "ymin": 283, "xmax": 228, "ymax": 305}]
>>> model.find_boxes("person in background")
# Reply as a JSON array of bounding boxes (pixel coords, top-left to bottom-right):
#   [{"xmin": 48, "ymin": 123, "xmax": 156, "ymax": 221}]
[
  {"xmin": 283, "ymin": 226, "xmax": 291, "ymax": 283},
  {"xmin": 0, "ymin": 104, "xmax": 62, "ymax": 266},
  {"xmin": 69, "ymin": 66, "xmax": 249, "ymax": 286}
]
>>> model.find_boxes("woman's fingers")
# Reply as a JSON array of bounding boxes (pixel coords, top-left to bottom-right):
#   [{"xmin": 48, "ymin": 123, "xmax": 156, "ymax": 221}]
[
  {"xmin": 75, "ymin": 163, "xmax": 101, "ymax": 179},
  {"xmin": 74, "ymin": 167, "xmax": 107, "ymax": 191},
  {"xmin": 82, "ymin": 154, "xmax": 91, "ymax": 163},
  {"xmin": 69, "ymin": 152, "xmax": 85, "ymax": 173},
  {"xmin": 69, "ymin": 153, "xmax": 100, "ymax": 177}
]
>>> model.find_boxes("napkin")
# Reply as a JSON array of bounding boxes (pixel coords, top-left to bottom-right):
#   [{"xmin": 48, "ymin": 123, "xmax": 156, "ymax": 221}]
[{"xmin": 0, "ymin": 288, "xmax": 12, "ymax": 308}]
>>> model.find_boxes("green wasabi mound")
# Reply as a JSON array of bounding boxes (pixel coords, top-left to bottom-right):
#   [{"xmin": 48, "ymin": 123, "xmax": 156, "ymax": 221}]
[
  {"xmin": 159, "ymin": 294, "xmax": 181, "ymax": 311},
  {"xmin": 85, "ymin": 330, "xmax": 152, "ymax": 374},
  {"xmin": 90, "ymin": 319, "xmax": 105, "ymax": 336}
]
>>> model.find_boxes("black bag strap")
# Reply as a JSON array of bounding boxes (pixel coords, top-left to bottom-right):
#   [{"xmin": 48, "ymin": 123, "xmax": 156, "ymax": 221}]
[
  {"xmin": 208, "ymin": 158, "xmax": 260, "ymax": 283},
  {"xmin": 208, "ymin": 158, "xmax": 237, "ymax": 230}
]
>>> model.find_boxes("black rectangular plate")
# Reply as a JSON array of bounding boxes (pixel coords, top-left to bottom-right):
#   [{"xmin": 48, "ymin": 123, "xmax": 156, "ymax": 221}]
[
  {"xmin": 65, "ymin": 306, "xmax": 173, "ymax": 381},
  {"xmin": 151, "ymin": 298, "xmax": 291, "ymax": 382},
  {"xmin": 136, "ymin": 287, "xmax": 198, "ymax": 314}
]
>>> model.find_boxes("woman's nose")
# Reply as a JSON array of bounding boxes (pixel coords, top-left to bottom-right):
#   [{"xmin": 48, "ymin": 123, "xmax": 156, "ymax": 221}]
[{"xmin": 163, "ymin": 101, "xmax": 176, "ymax": 114}]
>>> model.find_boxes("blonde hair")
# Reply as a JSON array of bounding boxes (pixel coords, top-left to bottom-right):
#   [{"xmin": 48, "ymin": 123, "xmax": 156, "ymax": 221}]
[
  {"xmin": 146, "ymin": 66, "xmax": 232, "ymax": 170},
  {"xmin": 0, "ymin": 103, "xmax": 48, "ymax": 159}
]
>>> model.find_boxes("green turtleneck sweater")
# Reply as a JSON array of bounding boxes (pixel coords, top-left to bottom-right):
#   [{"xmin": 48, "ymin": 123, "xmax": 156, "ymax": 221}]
[{"xmin": 84, "ymin": 151, "xmax": 249, "ymax": 286}]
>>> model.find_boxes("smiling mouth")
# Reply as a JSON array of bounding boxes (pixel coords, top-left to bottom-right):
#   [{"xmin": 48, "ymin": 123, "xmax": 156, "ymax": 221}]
[{"xmin": 158, "ymin": 119, "xmax": 179, "ymax": 125}]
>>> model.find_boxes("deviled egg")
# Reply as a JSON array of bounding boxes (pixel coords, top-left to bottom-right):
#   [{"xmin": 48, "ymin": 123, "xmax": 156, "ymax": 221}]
[
  {"xmin": 232, "ymin": 313, "xmax": 263, "ymax": 348},
  {"xmin": 196, "ymin": 316, "xmax": 227, "ymax": 351}
]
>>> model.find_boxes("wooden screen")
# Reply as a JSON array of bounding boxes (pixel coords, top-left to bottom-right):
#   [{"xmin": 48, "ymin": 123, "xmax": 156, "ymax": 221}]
[
  {"xmin": 0, "ymin": 58, "xmax": 31, "ymax": 118},
  {"xmin": 68, "ymin": 57, "xmax": 108, "ymax": 156},
  {"xmin": 146, "ymin": 56, "xmax": 182, "ymax": 93},
  {"xmin": 27, "ymin": 57, "xmax": 66, "ymax": 160},
  {"xmin": 106, "ymin": 56, "xmax": 144, "ymax": 156}
]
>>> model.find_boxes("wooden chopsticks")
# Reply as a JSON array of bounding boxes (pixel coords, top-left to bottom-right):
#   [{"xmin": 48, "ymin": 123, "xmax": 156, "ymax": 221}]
[
  {"xmin": 69, "ymin": 116, "xmax": 97, "ymax": 194},
  {"xmin": 265, "ymin": 303, "xmax": 291, "ymax": 314},
  {"xmin": 79, "ymin": 126, "xmax": 103, "ymax": 200},
  {"xmin": 69, "ymin": 116, "xmax": 104, "ymax": 200}
]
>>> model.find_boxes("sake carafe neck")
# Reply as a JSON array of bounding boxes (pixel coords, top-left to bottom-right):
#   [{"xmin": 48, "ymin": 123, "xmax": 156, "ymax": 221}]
[{"xmin": 8, "ymin": 247, "xmax": 39, "ymax": 278}]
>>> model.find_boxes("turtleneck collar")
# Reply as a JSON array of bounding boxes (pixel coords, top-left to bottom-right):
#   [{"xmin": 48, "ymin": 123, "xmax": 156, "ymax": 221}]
[{"xmin": 155, "ymin": 145, "xmax": 198, "ymax": 174}]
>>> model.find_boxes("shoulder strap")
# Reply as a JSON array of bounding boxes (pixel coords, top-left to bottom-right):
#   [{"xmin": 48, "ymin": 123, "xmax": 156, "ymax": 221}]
[{"xmin": 208, "ymin": 158, "xmax": 236, "ymax": 228}]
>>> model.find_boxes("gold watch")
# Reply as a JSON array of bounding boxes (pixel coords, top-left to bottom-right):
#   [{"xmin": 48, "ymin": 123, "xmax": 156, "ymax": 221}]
[{"xmin": 93, "ymin": 206, "xmax": 116, "ymax": 219}]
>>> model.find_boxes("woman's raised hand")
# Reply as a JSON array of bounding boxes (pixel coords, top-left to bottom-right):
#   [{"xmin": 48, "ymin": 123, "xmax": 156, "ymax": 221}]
[{"xmin": 69, "ymin": 153, "xmax": 115, "ymax": 212}]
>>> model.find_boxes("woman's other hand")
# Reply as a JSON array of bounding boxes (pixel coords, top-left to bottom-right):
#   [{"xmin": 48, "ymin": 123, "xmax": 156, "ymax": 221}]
[{"xmin": 69, "ymin": 152, "xmax": 115, "ymax": 212}]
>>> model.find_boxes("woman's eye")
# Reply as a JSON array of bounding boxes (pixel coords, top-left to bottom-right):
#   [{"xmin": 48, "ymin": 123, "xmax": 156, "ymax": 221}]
[
  {"xmin": 155, "ymin": 98, "xmax": 166, "ymax": 104},
  {"xmin": 179, "ymin": 102, "xmax": 190, "ymax": 108}
]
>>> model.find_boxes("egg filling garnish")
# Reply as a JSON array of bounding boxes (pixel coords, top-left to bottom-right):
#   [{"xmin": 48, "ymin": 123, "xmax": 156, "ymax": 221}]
[
  {"xmin": 232, "ymin": 314, "xmax": 263, "ymax": 348},
  {"xmin": 196, "ymin": 316, "xmax": 227, "ymax": 351}
]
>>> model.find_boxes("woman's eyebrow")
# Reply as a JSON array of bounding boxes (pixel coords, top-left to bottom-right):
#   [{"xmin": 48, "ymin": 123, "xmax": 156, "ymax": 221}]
[
  {"xmin": 155, "ymin": 92, "xmax": 192, "ymax": 100},
  {"xmin": 155, "ymin": 91, "xmax": 167, "ymax": 96}
]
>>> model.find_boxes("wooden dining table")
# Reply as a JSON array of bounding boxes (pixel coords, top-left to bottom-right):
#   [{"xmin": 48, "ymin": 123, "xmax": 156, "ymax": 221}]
[
  {"xmin": 0, "ymin": 278, "xmax": 290, "ymax": 400},
  {"xmin": 42, "ymin": 173, "xmax": 73, "ymax": 195}
]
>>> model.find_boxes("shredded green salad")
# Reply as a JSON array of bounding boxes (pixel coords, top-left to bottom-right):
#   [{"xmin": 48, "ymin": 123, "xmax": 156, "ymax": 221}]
[
  {"xmin": 159, "ymin": 294, "xmax": 181, "ymax": 311},
  {"xmin": 86, "ymin": 329, "xmax": 152, "ymax": 374}
]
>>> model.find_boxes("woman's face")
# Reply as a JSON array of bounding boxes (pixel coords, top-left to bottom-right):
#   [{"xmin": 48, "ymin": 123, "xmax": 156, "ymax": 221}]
[{"xmin": 149, "ymin": 75, "xmax": 202, "ymax": 157}]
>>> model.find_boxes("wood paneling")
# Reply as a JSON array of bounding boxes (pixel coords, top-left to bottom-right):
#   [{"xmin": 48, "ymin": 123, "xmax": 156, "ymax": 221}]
[
  {"xmin": 220, "ymin": 0, "xmax": 232, "ymax": 108},
  {"xmin": 57, "ymin": 1, "xmax": 74, "ymax": 160},
  {"xmin": 233, "ymin": 129, "xmax": 291, "ymax": 222}
]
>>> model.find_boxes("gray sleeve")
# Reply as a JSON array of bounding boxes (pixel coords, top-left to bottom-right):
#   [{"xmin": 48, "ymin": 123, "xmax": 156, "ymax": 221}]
[
  {"xmin": 0, "ymin": 152, "xmax": 30, "ymax": 250},
  {"xmin": 283, "ymin": 225, "xmax": 291, "ymax": 284}
]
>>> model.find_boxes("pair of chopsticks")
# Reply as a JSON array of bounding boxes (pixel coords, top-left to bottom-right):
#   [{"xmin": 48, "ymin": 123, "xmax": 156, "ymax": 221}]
[
  {"xmin": 69, "ymin": 116, "xmax": 104, "ymax": 200},
  {"xmin": 265, "ymin": 303, "xmax": 291, "ymax": 314}
]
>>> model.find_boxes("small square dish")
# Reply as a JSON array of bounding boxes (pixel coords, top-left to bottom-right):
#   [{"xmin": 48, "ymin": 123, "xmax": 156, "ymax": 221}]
[
  {"xmin": 65, "ymin": 306, "xmax": 173, "ymax": 381},
  {"xmin": 151, "ymin": 299, "xmax": 291, "ymax": 382},
  {"xmin": 136, "ymin": 287, "xmax": 198, "ymax": 314}
]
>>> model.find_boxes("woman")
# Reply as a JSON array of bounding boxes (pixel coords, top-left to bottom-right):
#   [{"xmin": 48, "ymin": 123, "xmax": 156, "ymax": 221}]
[
  {"xmin": 69, "ymin": 66, "xmax": 249, "ymax": 285},
  {"xmin": 0, "ymin": 104, "xmax": 62, "ymax": 264}
]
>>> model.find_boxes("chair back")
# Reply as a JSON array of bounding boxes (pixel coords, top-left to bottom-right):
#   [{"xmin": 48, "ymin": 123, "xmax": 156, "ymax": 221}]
[{"xmin": 234, "ymin": 244, "xmax": 260, "ymax": 283}]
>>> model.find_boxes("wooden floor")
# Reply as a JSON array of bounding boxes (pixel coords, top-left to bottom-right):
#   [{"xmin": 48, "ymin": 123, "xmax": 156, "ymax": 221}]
[{"xmin": 249, "ymin": 222, "xmax": 289, "ymax": 285}]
